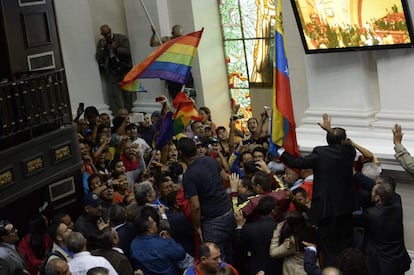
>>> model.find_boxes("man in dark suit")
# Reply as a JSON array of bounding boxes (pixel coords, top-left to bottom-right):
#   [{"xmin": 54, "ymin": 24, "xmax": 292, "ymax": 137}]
[
  {"xmin": 234, "ymin": 196, "xmax": 282, "ymax": 275},
  {"xmin": 354, "ymin": 181, "xmax": 411, "ymax": 275},
  {"xmin": 96, "ymin": 24, "xmax": 134, "ymax": 114},
  {"xmin": 277, "ymin": 114, "xmax": 359, "ymax": 266}
]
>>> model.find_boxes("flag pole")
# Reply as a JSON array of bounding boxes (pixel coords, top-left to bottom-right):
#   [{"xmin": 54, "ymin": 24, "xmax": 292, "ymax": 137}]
[{"xmin": 139, "ymin": 0, "xmax": 162, "ymax": 44}]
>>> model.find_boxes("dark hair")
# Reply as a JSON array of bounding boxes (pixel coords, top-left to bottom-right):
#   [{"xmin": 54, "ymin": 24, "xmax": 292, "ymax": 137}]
[
  {"xmin": 84, "ymin": 106, "xmax": 99, "ymax": 117},
  {"xmin": 109, "ymin": 159, "xmax": 123, "ymax": 173},
  {"xmin": 326, "ymin": 127, "xmax": 347, "ymax": 145},
  {"xmin": 87, "ymin": 174, "xmax": 100, "ymax": 190},
  {"xmin": 0, "ymin": 219, "xmax": 11, "ymax": 236},
  {"xmin": 96, "ymin": 124, "xmax": 110, "ymax": 135},
  {"xmin": 96, "ymin": 227, "xmax": 114, "ymax": 249},
  {"xmin": 199, "ymin": 106, "xmax": 212, "ymax": 121},
  {"xmin": 112, "ymin": 116, "xmax": 125, "ymax": 133},
  {"xmin": 252, "ymin": 171, "xmax": 272, "ymax": 192},
  {"xmin": 125, "ymin": 123, "xmax": 137, "ymax": 131},
  {"xmin": 255, "ymin": 196, "xmax": 276, "ymax": 216},
  {"xmin": 47, "ymin": 222, "xmax": 61, "ymax": 243},
  {"xmin": 283, "ymin": 211, "xmax": 316, "ymax": 252},
  {"xmin": 108, "ymin": 204, "xmax": 126, "ymax": 226},
  {"xmin": 87, "ymin": 267, "xmax": 109, "ymax": 275},
  {"xmin": 377, "ymin": 175, "xmax": 396, "ymax": 192},
  {"xmin": 240, "ymin": 177, "xmax": 254, "ymax": 192},
  {"xmin": 199, "ymin": 242, "xmax": 219, "ymax": 259},
  {"xmin": 244, "ymin": 160, "xmax": 259, "ymax": 176},
  {"xmin": 336, "ymin": 248, "xmax": 368, "ymax": 275},
  {"xmin": 374, "ymin": 183, "xmax": 393, "ymax": 205},
  {"xmin": 50, "ymin": 213, "xmax": 69, "ymax": 225},
  {"xmin": 216, "ymin": 126, "xmax": 226, "ymax": 137},
  {"xmin": 140, "ymin": 206, "xmax": 160, "ymax": 229},
  {"xmin": 240, "ymin": 151, "xmax": 253, "ymax": 163},
  {"xmin": 133, "ymin": 215, "xmax": 151, "ymax": 236},
  {"xmin": 292, "ymin": 187, "xmax": 308, "ymax": 199},
  {"xmin": 247, "ymin": 117, "xmax": 258, "ymax": 125},
  {"xmin": 252, "ymin": 146, "xmax": 267, "ymax": 157},
  {"xmin": 28, "ymin": 213, "xmax": 49, "ymax": 259},
  {"xmin": 156, "ymin": 174, "xmax": 172, "ymax": 188},
  {"xmin": 177, "ymin": 137, "xmax": 197, "ymax": 158}
]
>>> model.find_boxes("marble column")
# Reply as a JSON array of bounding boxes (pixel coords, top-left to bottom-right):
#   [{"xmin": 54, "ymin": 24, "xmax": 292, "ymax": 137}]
[{"xmin": 54, "ymin": 0, "xmax": 110, "ymax": 116}]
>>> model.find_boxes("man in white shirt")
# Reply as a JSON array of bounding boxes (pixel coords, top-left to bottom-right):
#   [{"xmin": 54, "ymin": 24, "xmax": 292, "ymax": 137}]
[{"xmin": 66, "ymin": 231, "xmax": 118, "ymax": 275}]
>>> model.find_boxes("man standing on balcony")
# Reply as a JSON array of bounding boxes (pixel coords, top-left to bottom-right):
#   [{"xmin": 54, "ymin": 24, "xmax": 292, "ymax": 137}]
[{"xmin": 96, "ymin": 24, "xmax": 135, "ymax": 114}]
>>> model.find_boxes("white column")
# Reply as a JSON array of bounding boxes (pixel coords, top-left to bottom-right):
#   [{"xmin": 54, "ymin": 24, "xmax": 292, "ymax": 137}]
[
  {"xmin": 124, "ymin": 0, "xmax": 167, "ymax": 114},
  {"xmin": 183, "ymin": 0, "xmax": 232, "ymax": 127},
  {"xmin": 373, "ymin": 49, "xmax": 414, "ymax": 130},
  {"xmin": 54, "ymin": 0, "xmax": 110, "ymax": 116}
]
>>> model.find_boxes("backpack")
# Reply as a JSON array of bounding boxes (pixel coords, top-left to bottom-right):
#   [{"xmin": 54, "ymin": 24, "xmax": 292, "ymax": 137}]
[{"xmin": 38, "ymin": 250, "xmax": 66, "ymax": 275}]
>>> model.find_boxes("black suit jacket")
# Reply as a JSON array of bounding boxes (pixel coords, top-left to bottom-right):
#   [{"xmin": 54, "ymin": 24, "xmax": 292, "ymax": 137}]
[
  {"xmin": 234, "ymin": 216, "xmax": 282, "ymax": 275},
  {"xmin": 354, "ymin": 202, "xmax": 411, "ymax": 275},
  {"xmin": 280, "ymin": 144, "xmax": 359, "ymax": 223}
]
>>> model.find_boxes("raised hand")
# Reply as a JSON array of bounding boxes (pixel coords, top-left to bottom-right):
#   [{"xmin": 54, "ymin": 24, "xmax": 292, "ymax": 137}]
[
  {"xmin": 229, "ymin": 173, "xmax": 240, "ymax": 192},
  {"xmin": 393, "ymin": 123, "xmax": 403, "ymax": 145},
  {"xmin": 318, "ymin": 113, "xmax": 332, "ymax": 132}
]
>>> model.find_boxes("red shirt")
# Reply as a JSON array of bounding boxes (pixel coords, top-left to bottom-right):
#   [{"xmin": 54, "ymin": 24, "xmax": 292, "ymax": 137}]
[{"xmin": 121, "ymin": 155, "xmax": 139, "ymax": 171}]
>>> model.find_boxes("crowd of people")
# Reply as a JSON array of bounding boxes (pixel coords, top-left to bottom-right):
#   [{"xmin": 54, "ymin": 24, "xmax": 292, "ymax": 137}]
[
  {"xmin": 0, "ymin": 97, "xmax": 413, "ymax": 275},
  {"xmin": 304, "ymin": 5, "xmax": 411, "ymax": 49}
]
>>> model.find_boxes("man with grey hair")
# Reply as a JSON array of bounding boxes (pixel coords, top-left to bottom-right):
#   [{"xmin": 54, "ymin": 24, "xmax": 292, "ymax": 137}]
[
  {"xmin": 135, "ymin": 181, "xmax": 156, "ymax": 206},
  {"xmin": 66, "ymin": 232, "xmax": 118, "ymax": 275}
]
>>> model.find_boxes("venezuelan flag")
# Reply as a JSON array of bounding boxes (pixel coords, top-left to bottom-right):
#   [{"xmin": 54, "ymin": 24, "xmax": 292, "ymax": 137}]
[
  {"xmin": 269, "ymin": 0, "xmax": 299, "ymax": 157},
  {"xmin": 120, "ymin": 28, "xmax": 204, "ymax": 89}
]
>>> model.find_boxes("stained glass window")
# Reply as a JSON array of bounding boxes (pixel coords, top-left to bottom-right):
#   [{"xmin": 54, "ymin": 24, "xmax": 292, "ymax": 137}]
[{"xmin": 219, "ymin": 0, "xmax": 275, "ymax": 122}]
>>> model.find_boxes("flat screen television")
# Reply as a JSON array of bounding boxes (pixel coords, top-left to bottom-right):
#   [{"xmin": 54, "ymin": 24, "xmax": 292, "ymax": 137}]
[{"xmin": 290, "ymin": 0, "xmax": 414, "ymax": 53}]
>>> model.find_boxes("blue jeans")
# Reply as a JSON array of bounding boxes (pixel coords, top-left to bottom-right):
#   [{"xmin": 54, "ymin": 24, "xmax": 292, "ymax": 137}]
[{"xmin": 202, "ymin": 209, "xmax": 236, "ymax": 263}]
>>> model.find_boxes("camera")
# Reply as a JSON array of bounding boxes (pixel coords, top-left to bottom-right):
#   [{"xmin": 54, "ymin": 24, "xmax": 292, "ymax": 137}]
[
  {"xmin": 168, "ymin": 161, "xmax": 184, "ymax": 176},
  {"xmin": 242, "ymin": 138, "xmax": 254, "ymax": 145}
]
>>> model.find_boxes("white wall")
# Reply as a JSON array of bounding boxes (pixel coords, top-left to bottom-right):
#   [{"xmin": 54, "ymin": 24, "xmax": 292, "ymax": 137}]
[{"xmin": 54, "ymin": 0, "xmax": 109, "ymax": 114}]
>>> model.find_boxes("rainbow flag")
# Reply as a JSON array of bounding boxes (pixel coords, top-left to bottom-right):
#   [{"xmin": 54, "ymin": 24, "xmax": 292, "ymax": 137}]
[
  {"xmin": 155, "ymin": 92, "xmax": 200, "ymax": 149},
  {"xmin": 172, "ymin": 92, "xmax": 200, "ymax": 134},
  {"xmin": 120, "ymin": 28, "xmax": 204, "ymax": 89},
  {"xmin": 269, "ymin": 0, "xmax": 299, "ymax": 157},
  {"xmin": 121, "ymin": 79, "xmax": 147, "ymax": 92}
]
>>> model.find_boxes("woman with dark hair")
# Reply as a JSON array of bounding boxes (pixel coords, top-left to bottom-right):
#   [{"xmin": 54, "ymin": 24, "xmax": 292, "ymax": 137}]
[
  {"xmin": 199, "ymin": 106, "xmax": 217, "ymax": 135},
  {"xmin": 18, "ymin": 213, "xmax": 52, "ymax": 275},
  {"xmin": 269, "ymin": 211, "xmax": 316, "ymax": 275}
]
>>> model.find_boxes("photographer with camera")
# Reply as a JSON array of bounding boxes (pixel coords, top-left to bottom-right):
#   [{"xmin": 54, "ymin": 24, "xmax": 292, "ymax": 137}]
[{"xmin": 96, "ymin": 24, "xmax": 135, "ymax": 114}]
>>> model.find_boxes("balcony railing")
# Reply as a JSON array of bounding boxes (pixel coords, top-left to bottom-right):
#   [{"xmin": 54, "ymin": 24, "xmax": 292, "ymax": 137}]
[{"xmin": 0, "ymin": 68, "xmax": 71, "ymax": 150}]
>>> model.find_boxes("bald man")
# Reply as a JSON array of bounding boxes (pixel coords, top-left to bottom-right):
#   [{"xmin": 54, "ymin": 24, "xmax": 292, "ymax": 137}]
[{"xmin": 96, "ymin": 24, "xmax": 135, "ymax": 114}]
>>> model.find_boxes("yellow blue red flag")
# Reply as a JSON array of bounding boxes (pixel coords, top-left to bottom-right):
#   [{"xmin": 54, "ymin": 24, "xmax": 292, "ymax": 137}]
[{"xmin": 269, "ymin": 0, "xmax": 299, "ymax": 157}]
